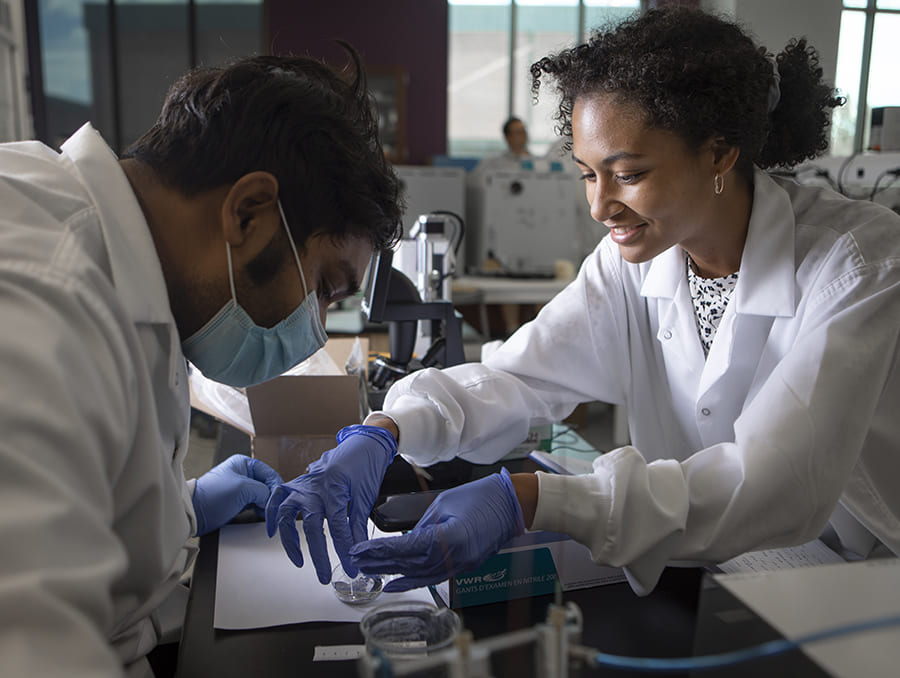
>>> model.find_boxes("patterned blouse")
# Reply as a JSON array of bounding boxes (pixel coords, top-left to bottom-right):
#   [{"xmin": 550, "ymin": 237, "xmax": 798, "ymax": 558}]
[{"xmin": 686, "ymin": 254, "xmax": 739, "ymax": 357}]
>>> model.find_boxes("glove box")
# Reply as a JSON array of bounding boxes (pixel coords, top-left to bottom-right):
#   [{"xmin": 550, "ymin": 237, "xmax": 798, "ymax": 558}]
[{"xmin": 442, "ymin": 530, "xmax": 626, "ymax": 609}]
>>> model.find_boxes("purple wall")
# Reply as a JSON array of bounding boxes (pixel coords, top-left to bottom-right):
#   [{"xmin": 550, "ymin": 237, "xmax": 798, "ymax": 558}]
[{"xmin": 267, "ymin": 0, "xmax": 447, "ymax": 165}]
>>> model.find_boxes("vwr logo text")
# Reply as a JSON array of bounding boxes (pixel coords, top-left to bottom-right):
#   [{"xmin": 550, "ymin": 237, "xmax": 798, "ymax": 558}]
[{"xmin": 456, "ymin": 569, "xmax": 508, "ymax": 585}]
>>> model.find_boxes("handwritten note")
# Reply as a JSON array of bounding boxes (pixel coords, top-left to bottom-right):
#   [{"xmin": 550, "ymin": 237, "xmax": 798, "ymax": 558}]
[{"xmin": 716, "ymin": 539, "xmax": 845, "ymax": 574}]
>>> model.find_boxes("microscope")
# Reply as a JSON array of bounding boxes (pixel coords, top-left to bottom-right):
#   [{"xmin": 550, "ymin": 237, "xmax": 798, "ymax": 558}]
[
  {"xmin": 410, "ymin": 211, "xmax": 462, "ymax": 303},
  {"xmin": 361, "ymin": 235, "xmax": 465, "ymax": 410},
  {"xmin": 405, "ymin": 211, "xmax": 465, "ymax": 358}
]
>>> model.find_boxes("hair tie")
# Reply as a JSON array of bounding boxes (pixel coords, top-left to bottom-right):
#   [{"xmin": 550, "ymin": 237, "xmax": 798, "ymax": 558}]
[{"xmin": 766, "ymin": 54, "xmax": 781, "ymax": 114}]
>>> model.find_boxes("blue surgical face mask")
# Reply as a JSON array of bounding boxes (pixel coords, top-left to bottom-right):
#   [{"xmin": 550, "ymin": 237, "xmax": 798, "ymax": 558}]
[{"xmin": 182, "ymin": 200, "xmax": 328, "ymax": 388}]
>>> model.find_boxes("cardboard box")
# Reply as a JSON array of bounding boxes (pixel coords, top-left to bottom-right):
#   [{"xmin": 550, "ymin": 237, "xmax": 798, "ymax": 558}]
[
  {"xmin": 246, "ymin": 375, "xmax": 364, "ymax": 481},
  {"xmin": 447, "ymin": 530, "xmax": 625, "ymax": 608},
  {"xmin": 189, "ymin": 338, "xmax": 369, "ymax": 480},
  {"xmin": 247, "ymin": 338, "xmax": 368, "ymax": 480}
]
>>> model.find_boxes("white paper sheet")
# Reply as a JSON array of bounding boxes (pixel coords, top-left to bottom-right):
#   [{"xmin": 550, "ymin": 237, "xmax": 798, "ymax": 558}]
[
  {"xmin": 715, "ymin": 559, "xmax": 900, "ymax": 678},
  {"xmin": 214, "ymin": 521, "xmax": 438, "ymax": 629},
  {"xmin": 716, "ymin": 538, "xmax": 845, "ymax": 574}
]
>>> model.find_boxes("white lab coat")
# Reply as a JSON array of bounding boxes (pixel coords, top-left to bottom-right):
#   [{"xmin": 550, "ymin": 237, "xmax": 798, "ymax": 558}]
[
  {"xmin": 382, "ymin": 170, "xmax": 900, "ymax": 593},
  {"xmin": 0, "ymin": 124, "xmax": 197, "ymax": 676}
]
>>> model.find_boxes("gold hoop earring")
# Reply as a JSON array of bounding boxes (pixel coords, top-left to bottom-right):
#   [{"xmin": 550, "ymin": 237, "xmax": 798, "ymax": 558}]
[{"xmin": 714, "ymin": 173, "xmax": 725, "ymax": 195}]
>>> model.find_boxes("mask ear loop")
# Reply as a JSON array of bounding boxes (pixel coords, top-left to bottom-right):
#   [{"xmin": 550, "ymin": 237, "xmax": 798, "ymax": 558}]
[
  {"xmin": 277, "ymin": 199, "xmax": 310, "ymax": 299},
  {"xmin": 225, "ymin": 243, "xmax": 238, "ymax": 301}
]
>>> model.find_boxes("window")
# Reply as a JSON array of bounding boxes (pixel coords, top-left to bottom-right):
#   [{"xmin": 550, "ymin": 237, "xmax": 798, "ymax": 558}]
[
  {"xmin": 512, "ymin": 1, "xmax": 580, "ymax": 153},
  {"xmin": 0, "ymin": 0, "xmax": 27, "ymax": 141},
  {"xmin": 30, "ymin": 0, "xmax": 263, "ymax": 152},
  {"xmin": 832, "ymin": 0, "xmax": 900, "ymax": 154},
  {"xmin": 447, "ymin": 0, "xmax": 641, "ymax": 158},
  {"xmin": 36, "ymin": 0, "xmax": 99, "ymax": 148},
  {"xmin": 447, "ymin": 1, "xmax": 513, "ymax": 157}
]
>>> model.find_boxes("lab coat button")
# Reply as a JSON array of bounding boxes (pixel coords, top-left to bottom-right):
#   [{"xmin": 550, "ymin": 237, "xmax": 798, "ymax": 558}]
[
  {"xmin": 701, "ymin": 407, "xmax": 711, "ymax": 416},
  {"xmin": 663, "ymin": 329, "xmax": 673, "ymax": 340}
]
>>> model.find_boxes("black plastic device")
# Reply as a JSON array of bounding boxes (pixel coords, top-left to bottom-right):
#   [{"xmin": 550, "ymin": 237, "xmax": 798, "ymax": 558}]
[{"xmin": 370, "ymin": 489, "xmax": 444, "ymax": 532}]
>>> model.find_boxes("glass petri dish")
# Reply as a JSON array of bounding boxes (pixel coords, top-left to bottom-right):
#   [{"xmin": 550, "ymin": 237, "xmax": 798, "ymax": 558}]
[{"xmin": 331, "ymin": 562, "xmax": 384, "ymax": 605}]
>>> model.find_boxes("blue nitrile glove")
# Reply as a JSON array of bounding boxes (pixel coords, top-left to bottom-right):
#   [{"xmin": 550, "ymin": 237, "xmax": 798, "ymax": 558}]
[
  {"xmin": 264, "ymin": 424, "xmax": 397, "ymax": 584},
  {"xmin": 192, "ymin": 454, "xmax": 283, "ymax": 537},
  {"xmin": 349, "ymin": 468, "xmax": 525, "ymax": 592}
]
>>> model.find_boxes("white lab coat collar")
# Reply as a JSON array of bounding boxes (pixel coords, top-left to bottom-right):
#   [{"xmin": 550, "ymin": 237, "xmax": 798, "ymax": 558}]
[
  {"xmin": 640, "ymin": 169, "xmax": 797, "ymax": 319},
  {"xmin": 60, "ymin": 123, "xmax": 183, "ymax": 386}
]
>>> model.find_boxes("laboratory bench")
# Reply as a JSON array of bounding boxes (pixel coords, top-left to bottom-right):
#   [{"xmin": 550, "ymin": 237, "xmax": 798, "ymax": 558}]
[
  {"xmin": 452, "ymin": 274, "xmax": 569, "ymax": 340},
  {"xmin": 178, "ymin": 532, "xmax": 707, "ymax": 678},
  {"xmin": 451, "ymin": 275, "xmax": 569, "ymax": 306},
  {"xmin": 176, "ymin": 424, "xmax": 831, "ymax": 678}
]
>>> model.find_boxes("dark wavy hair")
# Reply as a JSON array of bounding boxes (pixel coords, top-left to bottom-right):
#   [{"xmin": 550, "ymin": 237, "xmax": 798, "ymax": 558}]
[
  {"xmin": 531, "ymin": 7, "xmax": 844, "ymax": 180},
  {"xmin": 122, "ymin": 45, "xmax": 403, "ymax": 252},
  {"xmin": 502, "ymin": 116, "xmax": 524, "ymax": 136}
]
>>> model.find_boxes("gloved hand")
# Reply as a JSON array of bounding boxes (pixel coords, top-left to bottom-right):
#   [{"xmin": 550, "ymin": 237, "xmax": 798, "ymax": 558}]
[
  {"xmin": 192, "ymin": 454, "xmax": 283, "ymax": 536},
  {"xmin": 349, "ymin": 468, "xmax": 525, "ymax": 592},
  {"xmin": 264, "ymin": 424, "xmax": 397, "ymax": 584}
]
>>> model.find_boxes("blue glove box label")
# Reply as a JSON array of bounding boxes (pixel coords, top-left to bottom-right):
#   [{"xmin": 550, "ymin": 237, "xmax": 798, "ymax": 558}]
[
  {"xmin": 451, "ymin": 547, "xmax": 559, "ymax": 607},
  {"xmin": 449, "ymin": 531, "xmax": 626, "ymax": 608}
]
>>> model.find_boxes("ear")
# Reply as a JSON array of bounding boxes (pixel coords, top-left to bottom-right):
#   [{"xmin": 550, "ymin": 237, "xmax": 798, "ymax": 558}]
[
  {"xmin": 710, "ymin": 137, "xmax": 740, "ymax": 177},
  {"xmin": 219, "ymin": 171, "xmax": 280, "ymax": 249}
]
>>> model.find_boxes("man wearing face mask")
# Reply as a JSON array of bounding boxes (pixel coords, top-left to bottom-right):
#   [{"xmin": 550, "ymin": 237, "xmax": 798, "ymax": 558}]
[{"xmin": 0, "ymin": 48, "xmax": 402, "ymax": 678}]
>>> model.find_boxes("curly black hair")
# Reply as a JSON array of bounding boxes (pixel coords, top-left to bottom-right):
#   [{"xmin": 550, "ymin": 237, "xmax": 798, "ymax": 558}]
[
  {"xmin": 122, "ymin": 44, "xmax": 403, "ymax": 253},
  {"xmin": 531, "ymin": 7, "xmax": 844, "ymax": 179}
]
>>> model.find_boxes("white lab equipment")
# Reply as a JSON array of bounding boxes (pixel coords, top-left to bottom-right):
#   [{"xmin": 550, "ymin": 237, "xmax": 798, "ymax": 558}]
[
  {"xmin": 870, "ymin": 107, "xmax": 900, "ymax": 152},
  {"xmin": 405, "ymin": 212, "xmax": 464, "ymax": 358},
  {"xmin": 394, "ymin": 165, "xmax": 467, "ymax": 274},
  {"xmin": 791, "ymin": 151, "xmax": 900, "ymax": 210},
  {"xmin": 466, "ymin": 170, "xmax": 584, "ymax": 275},
  {"xmin": 410, "ymin": 212, "xmax": 462, "ymax": 303}
]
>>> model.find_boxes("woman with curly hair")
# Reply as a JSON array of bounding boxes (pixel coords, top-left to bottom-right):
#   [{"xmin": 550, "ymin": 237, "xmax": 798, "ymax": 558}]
[{"xmin": 269, "ymin": 7, "xmax": 900, "ymax": 595}]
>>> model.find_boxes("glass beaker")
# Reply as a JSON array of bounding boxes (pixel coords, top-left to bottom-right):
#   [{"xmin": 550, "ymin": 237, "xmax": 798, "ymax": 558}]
[{"xmin": 359, "ymin": 600, "xmax": 461, "ymax": 663}]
